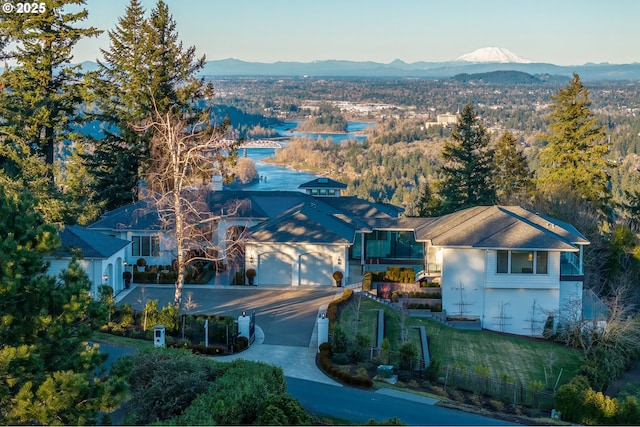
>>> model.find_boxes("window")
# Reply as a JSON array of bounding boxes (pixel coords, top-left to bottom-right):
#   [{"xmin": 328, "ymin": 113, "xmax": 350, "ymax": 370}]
[
  {"xmin": 496, "ymin": 250, "xmax": 548, "ymax": 274},
  {"xmin": 536, "ymin": 251, "xmax": 548, "ymax": 274},
  {"xmin": 132, "ymin": 236, "xmax": 160, "ymax": 257},
  {"xmin": 511, "ymin": 251, "xmax": 533, "ymax": 274},
  {"xmin": 497, "ymin": 250, "xmax": 509, "ymax": 273}
]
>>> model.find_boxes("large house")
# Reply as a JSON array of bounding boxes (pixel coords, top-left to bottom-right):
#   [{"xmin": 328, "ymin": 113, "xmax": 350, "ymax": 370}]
[{"xmin": 86, "ymin": 178, "xmax": 588, "ymax": 336}]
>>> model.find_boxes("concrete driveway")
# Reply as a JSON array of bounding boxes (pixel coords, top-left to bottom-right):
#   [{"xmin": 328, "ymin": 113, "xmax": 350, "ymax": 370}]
[{"xmin": 116, "ymin": 285, "xmax": 341, "ymax": 347}]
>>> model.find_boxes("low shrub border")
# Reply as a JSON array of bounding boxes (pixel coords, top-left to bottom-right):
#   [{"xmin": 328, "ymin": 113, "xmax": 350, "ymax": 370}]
[{"xmin": 318, "ymin": 342, "xmax": 373, "ymax": 388}]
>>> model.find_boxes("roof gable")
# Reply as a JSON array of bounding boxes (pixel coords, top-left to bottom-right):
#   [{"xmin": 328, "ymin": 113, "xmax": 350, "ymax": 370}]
[
  {"xmin": 56, "ymin": 226, "xmax": 130, "ymax": 258},
  {"xmin": 415, "ymin": 206, "xmax": 587, "ymax": 251}
]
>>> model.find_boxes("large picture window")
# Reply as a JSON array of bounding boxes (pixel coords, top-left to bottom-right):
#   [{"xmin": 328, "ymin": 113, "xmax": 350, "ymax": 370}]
[
  {"xmin": 132, "ymin": 236, "xmax": 160, "ymax": 257},
  {"xmin": 496, "ymin": 250, "xmax": 548, "ymax": 274}
]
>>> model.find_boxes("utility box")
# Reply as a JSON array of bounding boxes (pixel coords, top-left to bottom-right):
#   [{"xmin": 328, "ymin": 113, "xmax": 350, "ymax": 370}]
[
  {"xmin": 377, "ymin": 365, "xmax": 394, "ymax": 378},
  {"xmin": 153, "ymin": 325, "xmax": 166, "ymax": 348}
]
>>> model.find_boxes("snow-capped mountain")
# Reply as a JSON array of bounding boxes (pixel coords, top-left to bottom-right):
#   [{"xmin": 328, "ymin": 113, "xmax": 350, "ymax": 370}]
[{"xmin": 456, "ymin": 47, "xmax": 532, "ymax": 64}]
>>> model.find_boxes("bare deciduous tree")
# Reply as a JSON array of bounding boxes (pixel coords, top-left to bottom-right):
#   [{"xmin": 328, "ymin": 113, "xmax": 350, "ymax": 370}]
[
  {"xmin": 551, "ymin": 274, "xmax": 640, "ymax": 358},
  {"xmin": 138, "ymin": 106, "xmax": 242, "ymax": 307}
]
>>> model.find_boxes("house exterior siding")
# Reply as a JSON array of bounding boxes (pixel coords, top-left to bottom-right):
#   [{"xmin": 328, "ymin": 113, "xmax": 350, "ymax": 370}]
[
  {"xmin": 439, "ymin": 248, "xmax": 578, "ymax": 335},
  {"xmin": 441, "ymin": 248, "xmax": 485, "ymax": 318},
  {"xmin": 484, "ymin": 250, "xmax": 561, "ymax": 289},
  {"xmin": 47, "ymin": 252, "xmax": 126, "ymax": 298},
  {"xmin": 483, "ymin": 288, "xmax": 558, "ymax": 335}
]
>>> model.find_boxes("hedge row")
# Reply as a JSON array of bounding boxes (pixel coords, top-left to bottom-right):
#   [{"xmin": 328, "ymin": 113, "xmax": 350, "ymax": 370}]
[
  {"xmin": 406, "ymin": 302, "xmax": 442, "ymax": 311},
  {"xmin": 326, "ymin": 288, "xmax": 353, "ymax": 327},
  {"xmin": 318, "ymin": 342, "xmax": 373, "ymax": 388}
]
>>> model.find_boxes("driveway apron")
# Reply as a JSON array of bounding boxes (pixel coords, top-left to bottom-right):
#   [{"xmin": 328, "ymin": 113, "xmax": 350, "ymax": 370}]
[{"xmin": 116, "ymin": 286, "xmax": 340, "ymax": 346}]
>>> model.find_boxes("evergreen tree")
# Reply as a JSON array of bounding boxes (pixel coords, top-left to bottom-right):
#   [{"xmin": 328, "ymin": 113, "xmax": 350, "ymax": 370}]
[
  {"xmin": 537, "ymin": 73, "xmax": 612, "ymax": 210},
  {"xmin": 0, "ymin": 186, "xmax": 126, "ymax": 424},
  {"xmin": 437, "ymin": 103, "xmax": 496, "ymax": 214},
  {"xmin": 413, "ymin": 181, "xmax": 442, "ymax": 217},
  {"xmin": 85, "ymin": 0, "xmax": 149, "ymax": 211},
  {"xmin": 0, "ymin": 0, "xmax": 101, "ymax": 223},
  {"xmin": 86, "ymin": 0, "xmax": 211, "ymax": 210},
  {"xmin": 494, "ymin": 131, "xmax": 534, "ymax": 202}
]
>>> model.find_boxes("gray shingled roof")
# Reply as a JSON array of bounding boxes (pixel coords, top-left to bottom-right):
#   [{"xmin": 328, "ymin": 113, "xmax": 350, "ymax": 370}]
[
  {"xmin": 248, "ymin": 199, "xmax": 362, "ymax": 244},
  {"xmin": 298, "ymin": 177, "xmax": 348, "ymax": 189},
  {"xmin": 415, "ymin": 206, "xmax": 587, "ymax": 250},
  {"xmin": 56, "ymin": 226, "xmax": 131, "ymax": 258},
  {"xmin": 319, "ymin": 196, "xmax": 403, "ymax": 222},
  {"xmin": 89, "ymin": 191, "xmax": 309, "ymax": 231}
]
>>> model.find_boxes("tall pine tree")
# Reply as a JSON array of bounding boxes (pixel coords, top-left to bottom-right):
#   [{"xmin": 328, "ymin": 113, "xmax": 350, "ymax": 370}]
[
  {"xmin": 537, "ymin": 73, "xmax": 612, "ymax": 210},
  {"xmin": 494, "ymin": 131, "xmax": 534, "ymax": 202},
  {"xmin": 0, "ymin": 0, "xmax": 101, "ymax": 223},
  {"xmin": 0, "ymin": 186, "xmax": 126, "ymax": 424},
  {"xmin": 87, "ymin": 0, "xmax": 211, "ymax": 210},
  {"xmin": 437, "ymin": 103, "xmax": 496, "ymax": 214}
]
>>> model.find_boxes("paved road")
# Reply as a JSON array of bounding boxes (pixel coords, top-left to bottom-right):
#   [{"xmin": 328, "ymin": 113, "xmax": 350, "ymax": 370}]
[{"xmin": 286, "ymin": 377, "xmax": 517, "ymax": 426}]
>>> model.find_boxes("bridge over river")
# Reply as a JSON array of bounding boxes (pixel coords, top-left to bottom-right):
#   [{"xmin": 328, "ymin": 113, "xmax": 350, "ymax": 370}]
[{"xmin": 223, "ymin": 139, "xmax": 283, "ymax": 149}]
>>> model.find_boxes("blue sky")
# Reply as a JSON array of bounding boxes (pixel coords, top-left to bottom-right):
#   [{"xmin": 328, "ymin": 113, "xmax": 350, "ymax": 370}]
[{"xmin": 72, "ymin": 0, "xmax": 640, "ymax": 66}]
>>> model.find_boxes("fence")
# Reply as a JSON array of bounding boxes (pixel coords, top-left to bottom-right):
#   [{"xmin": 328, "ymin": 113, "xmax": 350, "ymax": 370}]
[
  {"xmin": 440, "ymin": 365, "xmax": 555, "ymax": 409},
  {"xmin": 369, "ymin": 348, "xmax": 555, "ymax": 409}
]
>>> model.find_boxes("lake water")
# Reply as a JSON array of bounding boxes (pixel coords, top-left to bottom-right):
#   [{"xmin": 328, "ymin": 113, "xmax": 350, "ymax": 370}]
[{"xmin": 240, "ymin": 121, "xmax": 374, "ymax": 192}]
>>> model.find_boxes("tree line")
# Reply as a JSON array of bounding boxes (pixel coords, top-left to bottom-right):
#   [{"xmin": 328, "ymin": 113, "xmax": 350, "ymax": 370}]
[{"xmin": 0, "ymin": 0, "xmax": 244, "ymax": 423}]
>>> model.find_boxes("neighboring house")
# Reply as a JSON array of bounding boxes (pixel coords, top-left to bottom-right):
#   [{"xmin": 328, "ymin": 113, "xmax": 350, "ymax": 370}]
[
  {"xmin": 414, "ymin": 205, "xmax": 588, "ymax": 335},
  {"xmin": 46, "ymin": 225, "xmax": 131, "ymax": 298},
  {"xmin": 87, "ymin": 179, "xmax": 589, "ymax": 336}
]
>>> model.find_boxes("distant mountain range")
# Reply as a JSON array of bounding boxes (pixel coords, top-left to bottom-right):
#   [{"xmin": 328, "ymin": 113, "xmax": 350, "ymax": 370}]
[
  {"xmin": 16, "ymin": 47, "xmax": 640, "ymax": 81},
  {"xmin": 192, "ymin": 57, "xmax": 640, "ymax": 81}
]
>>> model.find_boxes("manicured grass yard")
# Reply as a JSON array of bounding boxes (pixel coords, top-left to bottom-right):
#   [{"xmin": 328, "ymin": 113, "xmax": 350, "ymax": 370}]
[{"xmin": 337, "ymin": 296, "xmax": 583, "ymax": 388}]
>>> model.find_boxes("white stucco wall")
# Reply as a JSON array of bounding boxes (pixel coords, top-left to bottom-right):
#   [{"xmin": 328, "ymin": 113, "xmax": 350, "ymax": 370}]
[
  {"xmin": 483, "ymin": 288, "xmax": 558, "ymax": 335},
  {"xmin": 441, "ymin": 248, "xmax": 485, "ymax": 318},
  {"xmin": 46, "ymin": 247, "xmax": 127, "ymax": 299},
  {"xmin": 439, "ymin": 248, "xmax": 573, "ymax": 336}
]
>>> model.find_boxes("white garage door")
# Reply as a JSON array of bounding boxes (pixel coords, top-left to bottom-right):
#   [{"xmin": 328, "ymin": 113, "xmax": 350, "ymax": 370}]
[
  {"xmin": 299, "ymin": 252, "xmax": 333, "ymax": 286},
  {"xmin": 258, "ymin": 252, "xmax": 292, "ymax": 286}
]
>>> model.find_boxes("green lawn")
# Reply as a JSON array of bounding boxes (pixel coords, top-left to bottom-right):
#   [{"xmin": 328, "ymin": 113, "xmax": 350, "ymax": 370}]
[
  {"xmin": 337, "ymin": 296, "xmax": 583, "ymax": 387},
  {"xmin": 92, "ymin": 331, "xmax": 154, "ymax": 351}
]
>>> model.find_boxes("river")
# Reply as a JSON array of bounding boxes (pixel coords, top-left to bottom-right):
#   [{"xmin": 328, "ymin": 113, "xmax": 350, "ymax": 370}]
[{"xmin": 240, "ymin": 121, "xmax": 373, "ymax": 192}]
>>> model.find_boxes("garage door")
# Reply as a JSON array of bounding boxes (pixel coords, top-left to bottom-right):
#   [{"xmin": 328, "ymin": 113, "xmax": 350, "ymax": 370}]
[
  {"xmin": 258, "ymin": 252, "xmax": 292, "ymax": 286},
  {"xmin": 299, "ymin": 252, "xmax": 333, "ymax": 286}
]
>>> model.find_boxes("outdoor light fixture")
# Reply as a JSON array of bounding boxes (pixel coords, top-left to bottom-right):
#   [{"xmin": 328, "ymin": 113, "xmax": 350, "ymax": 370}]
[
  {"xmin": 102, "ymin": 274, "xmax": 108, "ymax": 282},
  {"xmin": 242, "ymin": 311, "xmax": 246, "ymax": 317},
  {"xmin": 123, "ymin": 261, "xmax": 128, "ymax": 266},
  {"xmin": 321, "ymin": 312, "xmax": 326, "ymax": 319}
]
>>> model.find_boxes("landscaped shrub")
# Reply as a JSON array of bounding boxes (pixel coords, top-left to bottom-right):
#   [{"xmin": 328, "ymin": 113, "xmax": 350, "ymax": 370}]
[
  {"xmin": 331, "ymin": 325, "xmax": 348, "ymax": 354},
  {"xmin": 398, "ymin": 341, "xmax": 418, "ymax": 371},
  {"xmin": 326, "ymin": 288, "xmax": 353, "ymax": 327},
  {"xmin": 158, "ymin": 302, "xmax": 180, "ymax": 333},
  {"xmin": 254, "ymin": 393, "xmax": 312, "ymax": 425},
  {"xmin": 116, "ymin": 303, "xmax": 134, "ymax": 328},
  {"xmin": 176, "ymin": 360, "xmax": 288, "ymax": 425},
  {"xmin": 125, "ymin": 348, "xmax": 223, "ymax": 425},
  {"xmin": 362, "ymin": 271, "xmax": 372, "ymax": 291},
  {"xmin": 236, "ymin": 336, "xmax": 249, "ymax": 352},
  {"xmin": 425, "ymin": 358, "xmax": 441, "ymax": 384}
]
